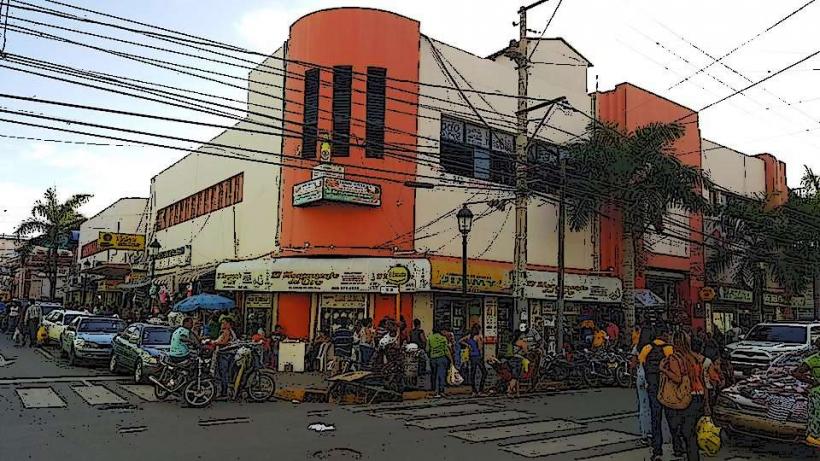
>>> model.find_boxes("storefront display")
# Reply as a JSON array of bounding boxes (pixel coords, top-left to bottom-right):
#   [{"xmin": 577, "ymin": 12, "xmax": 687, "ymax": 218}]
[
  {"xmin": 319, "ymin": 293, "xmax": 368, "ymax": 333},
  {"xmin": 244, "ymin": 292, "xmax": 273, "ymax": 336}
]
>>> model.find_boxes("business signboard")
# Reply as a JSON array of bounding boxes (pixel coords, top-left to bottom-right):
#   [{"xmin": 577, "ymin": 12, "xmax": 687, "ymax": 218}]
[
  {"xmin": 97, "ymin": 232, "xmax": 146, "ymax": 251},
  {"xmin": 293, "ymin": 177, "xmax": 381, "ymax": 207}
]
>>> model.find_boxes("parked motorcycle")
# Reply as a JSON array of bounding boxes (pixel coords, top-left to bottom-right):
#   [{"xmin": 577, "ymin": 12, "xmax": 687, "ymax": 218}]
[
  {"xmin": 221, "ymin": 341, "xmax": 276, "ymax": 402},
  {"xmin": 579, "ymin": 349, "xmax": 631, "ymax": 388},
  {"xmin": 149, "ymin": 350, "xmax": 218, "ymax": 408}
]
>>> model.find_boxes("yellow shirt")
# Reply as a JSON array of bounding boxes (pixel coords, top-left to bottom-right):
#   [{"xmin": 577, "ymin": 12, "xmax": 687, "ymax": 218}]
[
  {"xmin": 631, "ymin": 329, "xmax": 640, "ymax": 347},
  {"xmin": 592, "ymin": 331, "xmax": 607, "ymax": 348},
  {"xmin": 638, "ymin": 339, "xmax": 674, "ymax": 364}
]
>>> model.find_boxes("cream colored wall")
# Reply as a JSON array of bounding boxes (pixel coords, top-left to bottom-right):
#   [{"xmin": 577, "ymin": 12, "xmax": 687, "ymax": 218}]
[
  {"xmin": 702, "ymin": 140, "xmax": 766, "ymax": 197},
  {"xmin": 414, "ymin": 37, "xmax": 595, "ymax": 269},
  {"xmin": 413, "ymin": 293, "xmax": 434, "ymax": 335},
  {"xmin": 148, "ymin": 45, "xmax": 285, "ymax": 270},
  {"xmin": 78, "ymin": 198, "xmax": 148, "ymax": 266},
  {"xmin": 646, "ymin": 206, "xmax": 690, "ymax": 258}
]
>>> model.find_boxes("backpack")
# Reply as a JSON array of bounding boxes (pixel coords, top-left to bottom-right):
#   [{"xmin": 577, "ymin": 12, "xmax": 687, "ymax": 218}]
[{"xmin": 658, "ymin": 353, "xmax": 692, "ymax": 409}]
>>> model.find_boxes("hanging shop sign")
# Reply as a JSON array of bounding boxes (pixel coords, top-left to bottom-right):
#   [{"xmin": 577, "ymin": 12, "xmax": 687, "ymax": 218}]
[
  {"xmin": 717, "ymin": 286, "xmax": 753, "ymax": 304},
  {"xmin": 96, "ymin": 280, "xmax": 122, "ymax": 292},
  {"xmin": 154, "ymin": 245, "xmax": 192, "ymax": 271},
  {"xmin": 431, "ymin": 259, "xmax": 511, "ymax": 294},
  {"xmin": 216, "ymin": 258, "xmax": 430, "ymax": 293},
  {"xmin": 699, "ymin": 287, "xmax": 716, "ymax": 302},
  {"xmin": 524, "ymin": 271, "xmax": 622, "ymax": 303},
  {"xmin": 386, "ymin": 265, "xmax": 411, "ymax": 286},
  {"xmin": 484, "ymin": 297, "xmax": 498, "ymax": 339},
  {"xmin": 312, "ymin": 163, "xmax": 345, "ymax": 180},
  {"xmin": 244, "ymin": 293, "xmax": 272, "ymax": 308},
  {"xmin": 320, "ymin": 293, "xmax": 367, "ymax": 308},
  {"xmin": 293, "ymin": 177, "xmax": 381, "ymax": 207},
  {"xmin": 97, "ymin": 232, "xmax": 146, "ymax": 251}
]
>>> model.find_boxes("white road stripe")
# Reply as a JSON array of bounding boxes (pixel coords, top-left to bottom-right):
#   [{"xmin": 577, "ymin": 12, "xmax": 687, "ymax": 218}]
[
  {"xmin": 502, "ymin": 430, "xmax": 640, "ymax": 458},
  {"xmin": 118, "ymin": 426, "xmax": 148, "ymax": 434},
  {"xmin": 119, "ymin": 384, "xmax": 158, "ymax": 402},
  {"xmin": 71, "ymin": 384, "xmax": 126, "ymax": 405},
  {"xmin": 450, "ymin": 419, "xmax": 585, "ymax": 442},
  {"xmin": 16, "ymin": 387, "xmax": 67, "ymax": 408},
  {"xmin": 576, "ymin": 412, "xmax": 637, "ymax": 423},
  {"xmin": 199, "ymin": 417, "xmax": 251, "ymax": 427},
  {"xmin": 406, "ymin": 410, "xmax": 532, "ymax": 430},
  {"xmin": 0, "ymin": 375, "xmax": 126, "ymax": 385},
  {"xmin": 377, "ymin": 403, "xmax": 497, "ymax": 419}
]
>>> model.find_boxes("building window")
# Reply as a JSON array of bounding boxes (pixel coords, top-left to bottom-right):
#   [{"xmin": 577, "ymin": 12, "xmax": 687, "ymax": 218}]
[
  {"xmin": 440, "ymin": 115, "xmax": 515, "ymax": 185},
  {"xmin": 302, "ymin": 68, "xmax": 320, "ymax": 158},
  {"xmin": 155, "ymin": 173, "xmax": 245, "ymax": 231},
  {"xmin": 366, "ymin": 67, "xmax": 386, "ymax": 158},
  {"xmin": 332, "ymin": 66, "xmax": 353, "ymax": 157},
  {"xmin": 528, "ymin": 142, "xmax": 561, "ymax": 194}
]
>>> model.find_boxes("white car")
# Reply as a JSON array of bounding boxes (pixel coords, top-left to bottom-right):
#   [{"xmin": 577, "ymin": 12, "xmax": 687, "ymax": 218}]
[
  {"xmin": 725, "ymin": 321, "xmax": 820, "ymax": 376},
  {"xmin": 41, "ymin": 309, "xmax": 86, "ymax": 345}
]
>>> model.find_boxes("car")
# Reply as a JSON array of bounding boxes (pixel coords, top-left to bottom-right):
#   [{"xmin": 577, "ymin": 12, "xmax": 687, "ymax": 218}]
[
  {"xmin": 34, "ymin": 301, "xmax": 63, "ymax": 318},
  {"xmin": 40, "ymin": 309, "xmax": 86, "ymax": 345},
  {"xmin": 714, "ymin": 349, "xmax": 813, "ymax": 442},
  {"xmin": 110, "ymin": 323, "xmax": 175, "ymax": 383},
  {"xmin": 60, "ymin": 316, "xmax": 127, "ymax": 366},
  {"xmin": 725, "ymin": 322, "xmax": 820, "ymax": 377}
]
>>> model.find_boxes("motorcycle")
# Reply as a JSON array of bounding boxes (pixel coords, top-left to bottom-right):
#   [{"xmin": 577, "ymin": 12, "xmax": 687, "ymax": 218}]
[
  {"xmin": 149, "ymin": 350, "xmax": 218, "ymax": 408},
  {"xmin": 580, "ymin": 349, "xmax": 631, "ymax": 388},
  {"xmin": 221, "ymin": 341, "xmax": 276, "ymax": 402}
]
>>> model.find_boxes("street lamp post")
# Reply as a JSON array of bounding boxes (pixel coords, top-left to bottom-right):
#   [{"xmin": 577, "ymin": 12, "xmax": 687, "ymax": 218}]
[
  {"xmin": 457, "ymin": 204, "xmax": 474, "ymax": 295},
  {"xmin": 81, "ymin": 260, "xmax": 90, "ymax": 307},
  {"xmin": 148, "ymin": 238, "xmax": 162, "ymax": 282}
]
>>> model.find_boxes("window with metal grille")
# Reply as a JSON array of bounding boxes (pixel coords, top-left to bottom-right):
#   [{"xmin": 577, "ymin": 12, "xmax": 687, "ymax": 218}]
[
  {"xmin": 366, "ymin": 67, "xmax": 386, "ymax": 158},
  {"xmin": 440, "ymin": 115, "xmax": 516, "ymax": 185},
  {"xmin": 332, "ymin": 66, "xmax": 353, "ymax": 157},
  {"xmin": 301, "ymin": 68, "xmax": 320, "ymax": 158}
]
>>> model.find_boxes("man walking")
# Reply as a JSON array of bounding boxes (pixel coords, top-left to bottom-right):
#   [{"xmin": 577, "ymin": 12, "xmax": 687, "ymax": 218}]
[
  {"xmin": 331, "ymin": 318, "xmax": 354, "ymax": 372},
  {"xmin": 6, "ymin": 302, "xmax": 19, "ymax": 334},
  {"xmin": 427, "ymin": 324, "xmax": 453, "ymax": 398},
  {"xmin": 23, "ymin": 301, "xmax": 42, "ymax": 348},
  {"xmin": 637, "ymin": 323, "xmax": 674, "ymax": 461}
]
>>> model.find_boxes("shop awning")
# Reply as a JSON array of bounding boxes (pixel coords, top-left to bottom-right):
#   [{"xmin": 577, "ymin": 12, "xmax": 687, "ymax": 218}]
[
  {"xmin": 215, "ymin": 257, "xmax": 431, "ymax": 293},
  {"xmin": 83, "ymin": 263, "xmax": 131, "ymax": 279},
  {"xmin": 152, "ymin": 272, "xmax": 176, "ymax": 288},
  {"xmin": 118, "ymin": 279, "xmax": 151, "ymax": 290},
  {"xmin": 177, "ymin": 265, "xmax": 217, "ymax": 285},
  {"xmin": 634, "ymin": 289, "xmax": 666, "ymax": 307}
]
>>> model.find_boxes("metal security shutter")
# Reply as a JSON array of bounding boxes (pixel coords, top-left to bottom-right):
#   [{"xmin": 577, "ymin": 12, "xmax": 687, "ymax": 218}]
[
  {"xmin": 302, "ymin": 68, "xmax": 320, "ymax": 158},
  {"xmin": 366, "ymin": 67, "xmax": 386, "ymax": 158},
  {"xmin": 332, "ymin": 66, "xmax": 353, "ymax": 157}
]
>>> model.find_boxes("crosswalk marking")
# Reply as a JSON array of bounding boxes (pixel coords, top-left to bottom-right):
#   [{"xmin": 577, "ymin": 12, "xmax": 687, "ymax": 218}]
[
  {"xmin": 378, "ymin": 403, "xmax": 497, "ymax": 419},
  {"xmin": 16, "ymin": 387, "xmax": 67, "ymax": 408},
  {"xmin": 502, "ymin": 430, "xmax": 640, "ymax": 458},
  {"xmin": 71, "ymin": 385, "xmax": 127, "ymax": 405},
  {"xmin": 119, "ymin": 384, "xmax": 158, "ymax": 402},
  {"xmin": 406, "ymin": 410, "xmax": 532, "ymax": 429},
  {"xmin": 450, "ymin": 419, "xmax": 585, "ymax": 442}
]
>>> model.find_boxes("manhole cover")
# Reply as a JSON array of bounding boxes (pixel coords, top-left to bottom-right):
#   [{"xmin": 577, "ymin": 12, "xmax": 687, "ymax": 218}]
[{"xmin": 312, "ymin": 448, "xmax": 362, "ymax": 460}]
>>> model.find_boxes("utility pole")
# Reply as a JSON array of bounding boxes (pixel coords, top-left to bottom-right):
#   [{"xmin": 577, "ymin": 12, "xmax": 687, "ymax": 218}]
[{"xmin": 556, "ymin": 157, "xmax": 566, "ymax": 352}]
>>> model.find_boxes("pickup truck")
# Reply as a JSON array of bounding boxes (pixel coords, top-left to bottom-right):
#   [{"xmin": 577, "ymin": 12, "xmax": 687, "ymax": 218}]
[{"xmin": 725, "ymin": 322, "xmax": 820, "ymax": 377}]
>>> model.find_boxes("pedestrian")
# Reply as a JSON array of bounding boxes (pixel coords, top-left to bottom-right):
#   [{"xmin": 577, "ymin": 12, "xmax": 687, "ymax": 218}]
[
  {"xmin": 661, "ymin": 331, "xmax": 706, "ymax": 461},
  {"xmin": 270, "ymin": 324, "xmax": 285, "ymax": 369},
  {"xmin": 792, "ymin": 337, "xmax": 820, "ymax": 447},
  {"xmin": 637, "ymin": 323, "xmax": 674, "ymax": 461},
  {"xmin": 591, "ymin": 327, "xmax": 607, "ymax": 350},
  {"xmin": 359, "ymin": 318, "xmax": 376, "ymax": 368},
  {"xmin": 460, "ymin": 324, "xmax": 486, "ymax": 396},
  {"xmin": 605, "ymin": 321, "xmax": 620, "ymax": 346},
  {"xmin": 632, "ymin": 322, "xmax": 654, "ymax": 445},
  {"xmin": 508, "ymin": 330, "xmax": 529, "ymax": 397},
  {"xmin": 23, "ymin": 302, "xmax": 42, "ymax": 348},
  {"xmin": 427, "ymin": 324, "xmax": 452, "ymax": 398},
  {"xmin": 211, "ymin": 318, "xmax": 237, "ymax": 398},
  {"xmin": 409, "ymin": 319, "xmax": 427, "ymax": 350},
  {"xmin": 6, "ymin": 302, "xmax": 19, "ymax": 334},
  {"xmin": 331, "ymin": 318, "xmax": 354, "ymax": 372}
]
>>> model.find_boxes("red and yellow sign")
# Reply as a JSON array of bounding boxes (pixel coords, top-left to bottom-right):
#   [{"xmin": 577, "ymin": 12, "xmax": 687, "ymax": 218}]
[
  {"xmin": 430, "ymin": 258, "xmax": 511, "ymax": 294},
  {"xmin": 699, "ymin": 286, "xmax": 716, "ymax": 302},
  {"xmin": 97, "ymin": 232, "xmax": 146, "ymax": 251}
]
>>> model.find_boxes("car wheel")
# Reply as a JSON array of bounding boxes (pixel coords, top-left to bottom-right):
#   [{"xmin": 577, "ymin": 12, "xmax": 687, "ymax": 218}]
[
  {"xmin": 134, "ymin": 362, "xmax": 144, "ymax": 384},
  {"xmin": 109, "ymin": 354, "xmax": 124, "ymax": 374}
]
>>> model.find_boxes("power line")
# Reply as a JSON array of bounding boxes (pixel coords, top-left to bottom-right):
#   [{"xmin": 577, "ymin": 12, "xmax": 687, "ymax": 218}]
[{"xmin": 527, "ymin": 0, "xmax": 564, "ymax": 61}]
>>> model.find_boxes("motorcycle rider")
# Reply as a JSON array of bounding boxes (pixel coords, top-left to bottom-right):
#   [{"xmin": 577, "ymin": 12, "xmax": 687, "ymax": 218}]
[{"xmin": 168, "ymin": 317, "xmax": 199, "ymax": 364}]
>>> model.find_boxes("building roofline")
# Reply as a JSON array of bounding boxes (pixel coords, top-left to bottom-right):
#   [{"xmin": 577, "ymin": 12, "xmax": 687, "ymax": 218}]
[
  {"xmin": 83, "ymin": 197, "xmax": 149, "ymax": 224},
  {"xmin": 598, "ymin": 82, "xmax": 697, "ymax": 115},
  {"xmin": 289, "ymin": 7, "xmax": 420, "ymax": 36}
]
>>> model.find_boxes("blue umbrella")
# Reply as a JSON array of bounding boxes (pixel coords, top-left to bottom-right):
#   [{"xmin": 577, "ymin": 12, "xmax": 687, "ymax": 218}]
[{"xmin": 172, "ymin": 294, "xmax": 235, "ymax": 313}]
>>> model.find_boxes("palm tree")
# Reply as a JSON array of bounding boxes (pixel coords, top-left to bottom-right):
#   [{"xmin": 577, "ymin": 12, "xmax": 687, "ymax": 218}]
[
  {"xmin": 564, "ymin": 122, "xmax": 710, "ymax": 331},
  {"xmin": 14, "ymin": 187, "xmax": 91, "ymax": 300}
]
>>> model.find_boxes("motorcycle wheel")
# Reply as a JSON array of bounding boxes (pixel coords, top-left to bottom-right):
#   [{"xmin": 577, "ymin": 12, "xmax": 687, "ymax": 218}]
[
  {"xmin": 246, "ymin": 371, "xmax": 276, "ymax": 402},
  {"xmin": 153, "ymin": 369, "xmax": 171, "ymax": 401},
  {"xmin": 550, "ymin": 363, "xmax": 569, "ymax": 382},
  {"xmin": 615, "ymin": 364, "xmax": 632, "ymax": 388},
  {"xmin": 582, "ymin": 364, "xmax": 601, "ymax": 387},
  {"xmin": 182, "ymin": 377, "xmax": 217, "ymax": 408}
]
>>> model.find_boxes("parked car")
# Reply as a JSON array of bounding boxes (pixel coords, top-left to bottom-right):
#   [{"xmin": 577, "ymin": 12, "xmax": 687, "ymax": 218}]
[
  {"xmin": 60, "ymin": 316, "xmax": 127, "ymax": 366},
  {"xmin": 725, "ymin": 322, "xmax": 820, "ymax": 377},
  {"xmin": 40, "ymin": 309, "xmax": 86, "ymax": 345},
  {"xmin": 110, "ymin": 323, "xmax": 175, "ymax": 383},
  {"xmin": 35, "ymin": 302, "xmax": 63, "ymax": 318},
  {"xmin": 714, "ymin": 349, "xmax": 813, "ymax": 441}
]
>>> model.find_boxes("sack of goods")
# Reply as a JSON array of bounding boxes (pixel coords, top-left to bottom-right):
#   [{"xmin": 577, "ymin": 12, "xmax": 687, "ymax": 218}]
[
  {"xmin": 447, "ymin": 364, "xmax": 464, "ymax": 386},
  {"xmin": 696, "ymin": 416, "xmax": 721, "ymax": 456}
]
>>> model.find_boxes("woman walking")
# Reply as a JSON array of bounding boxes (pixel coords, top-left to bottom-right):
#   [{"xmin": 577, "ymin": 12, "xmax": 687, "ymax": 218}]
[
  {"xmin": 460, "ymin": 324, "xmax": 486, "ymax": 396},
  {"xmin": 632, "ymin": 323, "xmax": 653, "ymax": 445},
  {"xmin": 660, "ymin": 331, "xmax": 706, "ymax": 461},
  {"xmin": 793, "ymin": 337, "xmax": 820, "ymax": 447}
]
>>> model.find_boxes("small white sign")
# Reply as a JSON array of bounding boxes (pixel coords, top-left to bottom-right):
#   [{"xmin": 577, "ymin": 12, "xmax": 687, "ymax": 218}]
[{"xmin": 379, "ymin": 286, "xmax": 399, "ymax": 295}]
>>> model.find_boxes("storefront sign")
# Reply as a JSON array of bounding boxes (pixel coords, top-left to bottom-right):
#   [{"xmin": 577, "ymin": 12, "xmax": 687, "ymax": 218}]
[
  {"xmin": 717, "ymin": 286, "xmax": 753, "ymax": 304},
  {"xmin": 484, "ymin": 297, "xmax": 498, "ymax": 339},
  {"xmin": 386, "ymin": 265, "xmax": 410, "ymax": 286},
  {"xmin": 312, "ymin": 163, "xmax": 344, "ymax": 180},
  {"xmin": 431, "ymin": 259, "xmax": 511, "ymax": 294},
  {"xmin": 81, "ymin": 240, "xmax": 102, "ymax": 258},
  {"xmin": 97, "ymin": 280, "xmax": 122, "ymax": 292},
  {"xmin": 216, "ymin": 258, "xmax": 430, "ymax": 293},
  {"xmin": 154, "ymin": 245, "xmax": 191, "ymax": 270},
  {"xmin": 699, "ymin": 287, "xmax": 716, "ymax": 302},
  {"xmin": 245, "ymin": 293, "xmax": 272, "ymax": 308},
  {"xmin": 525, "ymin": 272, "xmax": 622, "ymax": 303},
  {"xmin": 293, "ymin": 177, "xmax": 381, "ymax": 207},
  {"xmin": 97, "ymin": 232, "xmax": 146, "ymax": 251},
  {"xmin": 320, "ymin": 293, "xmax": 367, "ymax": 308}
]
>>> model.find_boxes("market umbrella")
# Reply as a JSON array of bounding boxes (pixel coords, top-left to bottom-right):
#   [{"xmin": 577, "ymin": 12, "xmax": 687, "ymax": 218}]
[{"xmin": 172, "ymin": 294, "xmax": 235, "ymax": 313}]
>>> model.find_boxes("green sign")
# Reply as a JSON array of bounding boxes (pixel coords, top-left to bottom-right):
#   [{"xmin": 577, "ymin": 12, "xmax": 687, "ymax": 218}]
[
  {"xmin": 717, "ymin": 286, "xmax": 752, "ymax": 304},
  {"xmin": 293, "ymin": 177, "xmax": 381, "ymax": 207}
]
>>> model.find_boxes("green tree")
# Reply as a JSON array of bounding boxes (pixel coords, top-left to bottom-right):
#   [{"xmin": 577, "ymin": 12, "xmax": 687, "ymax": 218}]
[
  {"xmin": 14, "ymin": 187, "xmax": 91, "ymax": 300},
  {"xmin": 564, "ymin": 122, "xmax": 710, "ymax": 331}
]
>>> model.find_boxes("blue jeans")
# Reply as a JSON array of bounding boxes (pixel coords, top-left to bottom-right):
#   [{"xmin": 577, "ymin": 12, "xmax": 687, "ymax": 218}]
[
  {"xmin": 430, "ymin": 356, "xmax": 450, "ymax": 394},
  {"xmin": 636, "ymin": 366, "xmax": 651, "ymax": 439},
  {"xmin": 647, "ymin": 379, "xmax": 665, "ymax": 456},
  {"xmin": 217, "ymin": 352, "xmax": 233, "ymax": 396}
]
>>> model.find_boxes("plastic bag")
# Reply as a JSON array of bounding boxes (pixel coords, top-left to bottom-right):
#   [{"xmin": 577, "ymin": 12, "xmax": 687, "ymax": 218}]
[
  {"xmin": 697, "ymin": 416, "xmax": 721, "ymax": 456},
  {"xmin": 36, "ymin": 325, "xmax": 47, "ymax": 344},
  {"xmin": 447, "ymin": 364, "xmax": 464, "ymax": 386}
]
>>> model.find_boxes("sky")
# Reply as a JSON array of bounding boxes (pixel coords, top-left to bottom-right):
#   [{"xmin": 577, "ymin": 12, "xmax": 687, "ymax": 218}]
[{"xmin": 1, "ymin": 0, "xmax": 820, "ymax": 234}]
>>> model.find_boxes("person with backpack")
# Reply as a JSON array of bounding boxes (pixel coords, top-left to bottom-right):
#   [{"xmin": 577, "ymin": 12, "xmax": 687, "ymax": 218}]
[
  {"xmin": 660, "ymin": 331, "xmax": 706, "ymax": 461},
  {"xmin": 637, "ymin": 323, "xmax": 674, "ymax": 461}
]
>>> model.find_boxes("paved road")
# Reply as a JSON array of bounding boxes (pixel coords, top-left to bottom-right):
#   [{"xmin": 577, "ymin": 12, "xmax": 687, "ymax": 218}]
[{"xmin": 0, "ymin": 334, "xmax": 816, "ymax": 461}]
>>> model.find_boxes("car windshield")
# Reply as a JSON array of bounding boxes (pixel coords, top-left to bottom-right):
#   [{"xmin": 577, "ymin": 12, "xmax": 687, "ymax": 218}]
[
  {"xmin": 745, "ymin": 325, "xmax": 807, "ymax": 343},
  {"xmin": 79, "ymin": 319, "xmax": 126, "ymax": 333},
  {"xmin": 63, "ymin": 314, "xmax": 79, "ymax": 325},
  {"xmin": 142, "ymin": 328, "xmax": 173, "ymax": 346}
]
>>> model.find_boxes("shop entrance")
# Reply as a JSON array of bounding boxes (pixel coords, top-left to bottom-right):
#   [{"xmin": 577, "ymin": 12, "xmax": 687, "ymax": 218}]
[
  {"xmin": 243, "ymin": 292, "xmax": 273, "ymax": 337},
  {"xmin": 318, "ymin": 293, "xmax": 368, "ymax": 333},
  {"xmin": 434, "ymin": 296, "xmax": 482, "ymax": 337}
]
